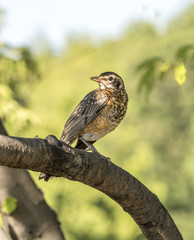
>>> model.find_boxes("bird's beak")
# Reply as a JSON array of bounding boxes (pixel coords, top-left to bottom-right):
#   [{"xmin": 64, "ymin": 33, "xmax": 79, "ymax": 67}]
[{"xmin": 90, "ymin": 76, "xmax": 100, "ymax": 82}]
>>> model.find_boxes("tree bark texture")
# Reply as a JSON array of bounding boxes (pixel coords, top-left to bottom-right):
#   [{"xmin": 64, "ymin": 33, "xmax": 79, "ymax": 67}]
[
  {"xmin": 0, "ymin": 122, "xmax": 65, "ymax": 240},
  {"xmin": 0, "ymin": 134, "xmax": 183, "ymax": 240}
]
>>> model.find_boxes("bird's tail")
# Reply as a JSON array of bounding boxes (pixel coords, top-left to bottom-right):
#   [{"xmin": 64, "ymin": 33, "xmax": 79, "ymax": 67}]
[{"xmin": 60, "ymin": 131, "xmax": 75, "ymax": 146}]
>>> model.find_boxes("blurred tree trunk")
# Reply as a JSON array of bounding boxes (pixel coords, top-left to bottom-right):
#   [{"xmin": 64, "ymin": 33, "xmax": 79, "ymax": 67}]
[{"xmin": 0, "ymin": 119, "xmax": 65, "ymax": 240}]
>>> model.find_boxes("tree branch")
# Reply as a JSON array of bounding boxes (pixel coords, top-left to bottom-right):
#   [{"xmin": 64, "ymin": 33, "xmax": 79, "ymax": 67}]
[{"xmin": 0, "ymin": 134, "xmax": 183, "ymax": 240}]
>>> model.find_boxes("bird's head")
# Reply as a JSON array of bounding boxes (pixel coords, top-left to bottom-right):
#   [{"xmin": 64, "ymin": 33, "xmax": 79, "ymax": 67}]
[{"xmin": 90, "ymin": 72, "xmax": 125, "ymax": 90}]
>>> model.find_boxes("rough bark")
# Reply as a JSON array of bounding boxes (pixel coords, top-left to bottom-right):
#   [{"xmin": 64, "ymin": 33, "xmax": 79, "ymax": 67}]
[
  {"xmin": 0, "ymin": 134, "xmax": 183, "ymax": 240},
  {"xmin": 0, "ymin": 121, "xmax": 65, "ymax": 240}
]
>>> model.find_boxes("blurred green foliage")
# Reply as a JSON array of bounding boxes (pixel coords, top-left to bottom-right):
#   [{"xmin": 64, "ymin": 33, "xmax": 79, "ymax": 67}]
[
  {"xmin": 1, "ymin": 4, "xmax": 194, "ymax": 240},
  {"xmin": 136, "ymin": 43, "xmax": 194, "ymax": 94},
  {"xmin": 1, "ymin": 197, "xmax": 17, "ymax": 214},
  {"xmin": 0, "ymin": 43, "xmax": 40, "ymax": 135},
  {"xmin": 0, "ymin": 196, "xmax": 17, "ymax": 228}
]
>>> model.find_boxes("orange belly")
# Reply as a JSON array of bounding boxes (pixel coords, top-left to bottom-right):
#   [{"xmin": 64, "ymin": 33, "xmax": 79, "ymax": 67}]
[{"xmin": 79, "ymin": 105, "xmax": 119, "ymax": 141}]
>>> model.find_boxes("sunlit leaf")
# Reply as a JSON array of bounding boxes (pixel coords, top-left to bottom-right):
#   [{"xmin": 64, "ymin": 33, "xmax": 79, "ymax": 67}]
[
  {"xmin": 2, "ymin": 197, "xmax": 17, "ymax": 214},
  {"xmin": 160, "ymin": 62, "xmax": 171, "ymax": 73},
  {"xmin": 159, "ymin": 62, "xmax": 171, "ymax": 81},
  {"xmin": 174, "ymin": 63, "xmax": 187, "ymax": 86}
]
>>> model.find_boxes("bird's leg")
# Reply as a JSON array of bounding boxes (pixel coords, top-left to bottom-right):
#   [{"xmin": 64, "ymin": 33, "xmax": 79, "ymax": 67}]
[{"xmin": 79, "ymin": 137, "xmax": 111, "ymax": 163}]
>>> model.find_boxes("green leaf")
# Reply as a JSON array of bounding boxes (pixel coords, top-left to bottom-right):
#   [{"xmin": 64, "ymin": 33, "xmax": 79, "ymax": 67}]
[
  {"xmin": 137, "ymin": 67, "xmax": 156, "ymax": 95},
  {"xmin": 136, "ymin": 56, "xmax": 162, "ymax": 71},
  {"xmin": 174, "ymin": 63, "xmax": 187, "ymax": 86},
  {"xmin": 175, "ymin": 44, "xmax": 194, "ymax": 62},
  {"xmin": 2, "ymin": 197, "xmax": 17, "ymax": 214},
  {"xmin": 0, "ymin": 214, "xmax": 2, "ymax": 228}
]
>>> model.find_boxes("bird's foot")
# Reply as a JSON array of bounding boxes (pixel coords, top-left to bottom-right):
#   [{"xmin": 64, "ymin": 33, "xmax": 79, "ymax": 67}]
[{"xmin": 79, "ymin": 137, "xmax": 111, "ymax": 163}]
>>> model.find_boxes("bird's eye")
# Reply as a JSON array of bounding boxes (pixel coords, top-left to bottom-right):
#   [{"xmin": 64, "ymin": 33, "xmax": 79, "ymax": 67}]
[{"xmin": 108, "ymin": 77, "xmax": 113, "ymax": 81}]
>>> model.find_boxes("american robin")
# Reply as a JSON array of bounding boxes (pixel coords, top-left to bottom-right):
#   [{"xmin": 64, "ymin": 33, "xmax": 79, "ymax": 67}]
[
  {"xmin": 39, "ymin": 72, "xmax": 128, "ymax": 181},
  {"xmin": 60, "ymin": 71, "xmax": 128, "ymax": 154}
]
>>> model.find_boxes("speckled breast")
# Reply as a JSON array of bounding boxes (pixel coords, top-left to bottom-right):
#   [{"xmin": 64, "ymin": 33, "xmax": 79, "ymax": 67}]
[{"xmin": 80, "ymin": 88, "xmax": 128, "ymax": 141}]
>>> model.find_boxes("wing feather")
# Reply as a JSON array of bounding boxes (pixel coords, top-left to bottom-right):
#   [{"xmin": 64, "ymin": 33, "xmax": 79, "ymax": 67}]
[{"xmin": 60, "ymin": 89, "xmax": 109, "ymax": 144}]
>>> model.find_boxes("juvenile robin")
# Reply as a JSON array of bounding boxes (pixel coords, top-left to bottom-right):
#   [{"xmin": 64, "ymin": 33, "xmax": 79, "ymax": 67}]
[{"xmin": 39, "ymin": 72, "xmax": 128, "ymax": 181}]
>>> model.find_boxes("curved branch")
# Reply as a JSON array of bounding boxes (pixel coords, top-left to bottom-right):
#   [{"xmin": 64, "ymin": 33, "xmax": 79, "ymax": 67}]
[{"xmin": 0, "ymin": 134, "xmax": 183, "ymax": 240}]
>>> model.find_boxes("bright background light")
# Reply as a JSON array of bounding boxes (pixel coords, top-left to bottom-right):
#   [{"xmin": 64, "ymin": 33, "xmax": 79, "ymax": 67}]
[{"xmin": 1, "ymin": 0, "xmax": 194, "ymax": 50}]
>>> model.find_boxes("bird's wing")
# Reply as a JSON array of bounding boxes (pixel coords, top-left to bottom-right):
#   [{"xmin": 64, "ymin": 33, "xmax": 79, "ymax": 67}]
[{"xmin": 60, "ymin": 89, "xmax": 109, "ymax": 144}]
